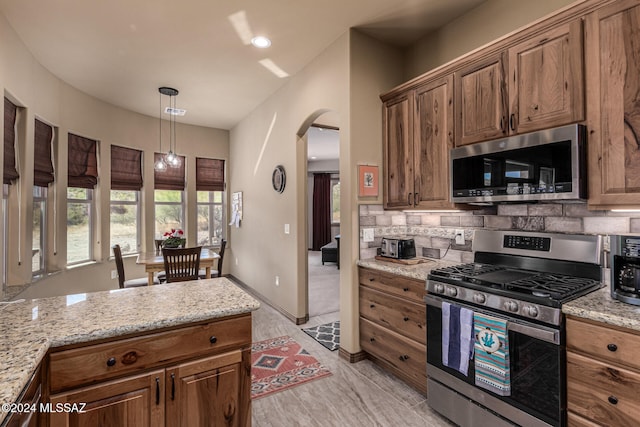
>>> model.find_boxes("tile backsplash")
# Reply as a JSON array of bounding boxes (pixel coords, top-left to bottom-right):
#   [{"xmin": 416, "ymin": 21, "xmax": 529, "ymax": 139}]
[{"xmin": 359, "ymin": 203, "xmax": 640, "ymax": 263}]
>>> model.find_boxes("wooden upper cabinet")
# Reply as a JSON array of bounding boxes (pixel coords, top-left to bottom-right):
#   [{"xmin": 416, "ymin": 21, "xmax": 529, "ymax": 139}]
[
  {"xmin": 455, "ymin": 54, "xmax": 508, "ymax": 146},
  {"xmin": 509, "ymin": 19, "xmax": 584, "ymax": 135},
  {"xmin": 586, "ymin": 0, "xmax": 640, "ymax": 208},
  {"xmin": 414, "ymin": 76, "xmax": 455, "ymax": 209},
  {"xmin": 383, "ymin": 93, "xmax": 414, "ymax": 208},
  {"xmin": 454, "ymin": 19, "xmax": 584, "ymax": 146},
  {"xmin": 382, "ymin": 76, "xmax": 455, "ymax": 209}
]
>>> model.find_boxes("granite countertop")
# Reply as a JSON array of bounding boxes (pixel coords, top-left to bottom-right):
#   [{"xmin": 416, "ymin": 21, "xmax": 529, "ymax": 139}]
[
  {"xmin": 357, "ymin": 257, "xmax": 456, "ymax": 282},
  {"xmin": 563, "ymin": 285, "xmax": 640, "ymax": 332},
  {"xmin": 0, "ymin": 277, "xmax": 260, "ymax": 424}
]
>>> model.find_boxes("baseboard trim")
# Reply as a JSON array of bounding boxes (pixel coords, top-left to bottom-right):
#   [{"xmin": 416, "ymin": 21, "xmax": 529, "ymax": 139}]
[
  {"xmin": 339, "ymin": 348, "xmax": 367, "ymax": 363},
  {"xmin": 228, "ymin": 275, "xmax": 309, "ymax": 325}
]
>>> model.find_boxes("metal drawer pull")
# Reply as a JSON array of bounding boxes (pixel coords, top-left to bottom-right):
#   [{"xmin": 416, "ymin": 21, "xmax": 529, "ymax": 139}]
[
  {"xmin": 608, "ymin": 396, "xmax": 618, "ymax": 405},
  {"xmin": 155, "ymin": 377, "xmax": 160, "ymax": 405},
  {"xmin": 403, "ymin": 287, "xmax": 409, "ymax": 292},
  {"xmin": 403, "ymin": 317, "xmax": 409, "ymax": 322},
  {"xmin": 106, "ymin": 357, "xmax": 116, "ymax": 367},
  {"xmin": 607, "ymin": 343, "xmax": 618, "ymax": 352},
  {"xmin": 399, "ymin": 355, "xmax": 409, "ymax": 362},
  {"xmin": 370, "ymin": 337, "xmax": 375, "ymax": 342},
  {"xmin": 209, "ymin": 336, "xmax": 218, "ymax": 344},
  {"xmin": 171, "ymin": 373, "xmax": 176, "ymax": 400},
  {"xmin": 370, "ymin": 304, "xmax": 375, "ymax": 308}
]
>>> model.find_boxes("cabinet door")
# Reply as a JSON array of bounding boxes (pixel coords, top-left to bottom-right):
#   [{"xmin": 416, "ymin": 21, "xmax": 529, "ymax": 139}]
[
  {"xmin": 455, "ymin": 53, "xmax": 508, "ymax": 146},
  {"xmin": 509, "ymin": 19, "xmax": 584, "ymax": 135},
  {"xmin": 49, "ymin": 369, "xmax": 164, "ymax": 427},
  {"xmin": 165, "ymin": 350, "xmax": 248, "ymax": 427},
  {"xmin": 586, "ymin": 0, "xmax": 640, "ymax": 208},
  {"xmin": 4, "ymin": 367, "xmax": 41, "ymax": 427},
  {"xmin": 414, "ymin": 76, "xmax": 456, "ymax": 209},
  {"xmin": 383, "ymin": 93, "xmax": 414, "ymax": 208}
]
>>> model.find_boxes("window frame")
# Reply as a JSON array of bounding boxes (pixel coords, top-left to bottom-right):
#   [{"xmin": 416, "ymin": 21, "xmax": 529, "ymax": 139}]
[
  {"xmin": 32, "ymin": 185, "xmax": 48, "ymax": 276},
  {"xmin": 196, "ymin": 190, "xmax": 225, "ymax": 248},
  {"xmin": 330, "ymin": 176, "xmax": 340, "ymax": 225},
  {"xmin": 110, "ymin": 190, "xmax": 141, "ymax": 255},
  {"xmin": 66, "ymin": 187, "xmax": 94, "ymax": 265}
]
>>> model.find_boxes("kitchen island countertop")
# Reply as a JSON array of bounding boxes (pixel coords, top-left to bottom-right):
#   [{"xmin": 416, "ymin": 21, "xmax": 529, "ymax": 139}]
[
  {"xmin": 0, "ymin": 277, "xmax": 260, "ymax": 424},
  {"xmin": 563, "ymin": 285, "xmax": 640, "ymax": 332}
]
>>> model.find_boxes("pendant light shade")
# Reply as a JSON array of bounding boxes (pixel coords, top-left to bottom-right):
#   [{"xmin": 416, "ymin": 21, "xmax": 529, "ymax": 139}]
[{"xmin": 155, "ymin": 87, "xmax": 181, "ymax": 171}]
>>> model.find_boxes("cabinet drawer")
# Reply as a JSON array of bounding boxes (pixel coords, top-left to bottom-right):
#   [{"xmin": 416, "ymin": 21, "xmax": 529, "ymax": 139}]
[
  {"xmin": 567, "ymin": 411, "xmax": 602, "ymax": 427},
  {"xmin": 566, "ymin": 317, "xmax": 640, "ymax": 372},
  {"xmin": 359, "ymin": 285, "xmax": 426, "ymax": 344},
  {"xmin": 359, "ymin": 267, "xmax": 425, "ymax": 304},
  {"xmin": 567, "ymin": 351, "xmax": 640, "ymax": 426},
  {"xmin": 359, "ymin": 317, "xmax": 426, "ymax": 388},
  {"xmin": 49, "ymin": 315, "xmax": 251, "ymax": 393}
]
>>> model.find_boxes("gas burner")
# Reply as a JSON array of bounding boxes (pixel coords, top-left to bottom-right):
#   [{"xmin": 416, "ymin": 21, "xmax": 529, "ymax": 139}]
[
  {"xmin": 507, "ymin": 274, "xmax": 601, "ymax": 300},
  {"xmin": 430, "ymin": 263, "xmax": 504, "ymax": 279}
]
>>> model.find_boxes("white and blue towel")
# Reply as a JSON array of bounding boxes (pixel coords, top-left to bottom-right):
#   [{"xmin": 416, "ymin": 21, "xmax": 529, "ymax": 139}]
[
  {"xmin": 442, "ymin": 302, "xmax": 474, "ymax": 376},
  {"xmin": 473, "ymin": 312, "xmax": 511, "ymax": 396}
]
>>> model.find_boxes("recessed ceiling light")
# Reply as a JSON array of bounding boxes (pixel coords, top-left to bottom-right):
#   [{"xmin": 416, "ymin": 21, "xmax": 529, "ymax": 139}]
[
  {"xmin": 311, "ymin": 156, "xmax": 317, "ymax": 160},
  {"xmin": 251, "ymin": 36, "xmax": 271, "ymax": 48}
]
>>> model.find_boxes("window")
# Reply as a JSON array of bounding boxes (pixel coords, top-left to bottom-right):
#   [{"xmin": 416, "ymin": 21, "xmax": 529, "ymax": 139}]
[
  {"xmin": 195, "ymin": 158, "xmax": 225, "ymax": 247},
  {"xmin": 67, "ymin": 187, "xmax": 93, "ymax": 264},
  {"xmin": 33, "ymin": 186, "xmax": 47, "ymax": 275},
  {"xmin": 4, "ymin": 97, "xmax": 19, "ymax": 285},
  {"xmin": 331, "ymin": 178, "xmax": 340, "ymax": 224},
  {"xmin": 154, "ymin": 152, "xmax": 185, "ymax": 240},
  {"xmin": 110, "ymin": 145, "xmax": 143, "ymax": 254},
  {"xmin": 197, "ymin": 191, "xmax": 224, "ymax": 247},
  {"xmin": 67, "ymin": 133, "xmax": 98, "ymax": 265},
  {"xmin": 155, "ymin": 190, "xmax": 184, "ymax": 238}
]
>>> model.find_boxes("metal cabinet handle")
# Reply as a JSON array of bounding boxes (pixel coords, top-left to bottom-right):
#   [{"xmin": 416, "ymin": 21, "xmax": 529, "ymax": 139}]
[
  {"xmin": 171, "ymin": 373, "xmax": 176, "ymax": 401},
  {"xmin": 106, "ymin": 357, "xmax": 116, "ymax": 367},
  {"xmin": 370, "ymin": 304, "xmax": 375, "ymax": 308},
  {"xmin": 403, "ymin": 287, "xmax": 409, "ymax": 292},
  {"xmin": 500, "ymin": 116, "xmax": 506, "ymax": 132},
  {"xmin": 370, "ymin": 337, "xmax": 375, "ymax": 342},
  {"xmin": 608, "ymin": 396, "xmax": 618, "ymax": 405},
  {"xmin": 414, "ymin": 192, "xmax": 419, "ymax": 205},
  {"xmin": 607, "ymin": 343, "xmax": 618, "ymax": 352},
  {"xmin": 209, "ymin": 336, "xmax": 217, "ymax": 344},
  {"xmin": 510, "ymin": 113, "xmax": 516, "ymax": 131},
  {"xmin": 408, "ymin": 193, "xmax": 413, "ymax": 206},
  {"xmin": 399, "ymin": 355, "xmax": 409, "ymax": 362},
  {"xmin": 403, "ymin": 317, "xmax": 410, "ymax": 322},
  {"xmin": 155, "ymin": 377, "xmax": 160, "ymax": 406}
]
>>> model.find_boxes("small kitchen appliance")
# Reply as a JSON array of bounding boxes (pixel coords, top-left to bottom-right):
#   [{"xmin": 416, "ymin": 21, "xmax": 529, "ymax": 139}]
[
  {"xmin": 611, "ymin": 235, "xmax": 640, "ymax": 306},
  {"xmin": 425, "ymin": 230, "xmax": 603, "ymax": 427},
  {"xmin": 380, "ymin": 237, "xmax": 416, "ymax": 259}
]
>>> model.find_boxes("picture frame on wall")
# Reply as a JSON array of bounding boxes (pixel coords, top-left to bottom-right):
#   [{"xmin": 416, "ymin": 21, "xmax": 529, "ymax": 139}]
[{"xmin": 358, "ymin": 165, "xmax": 378, "ymax": 197}]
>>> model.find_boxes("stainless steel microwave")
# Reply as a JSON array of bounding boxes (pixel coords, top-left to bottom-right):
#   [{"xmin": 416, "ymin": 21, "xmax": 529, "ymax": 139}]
[{"xmin": 451, "ymin": 124, "xmax": 587, "ymax": 204}]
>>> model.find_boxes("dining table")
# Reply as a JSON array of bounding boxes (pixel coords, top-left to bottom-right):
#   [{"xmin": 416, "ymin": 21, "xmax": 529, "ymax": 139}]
[{"xmin": 136, "ymin": 247, "xmax": 220, "ymax": 285}]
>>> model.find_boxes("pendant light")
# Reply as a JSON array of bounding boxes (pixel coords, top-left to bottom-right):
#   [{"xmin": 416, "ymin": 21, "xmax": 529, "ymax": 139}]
[
  {"xmin": 160, "ymin": 86, "xmax": 181, "ymax": 168},
  {"xmin": 154, "ymin": 88, "xmax": 168, "ymax": 171}
]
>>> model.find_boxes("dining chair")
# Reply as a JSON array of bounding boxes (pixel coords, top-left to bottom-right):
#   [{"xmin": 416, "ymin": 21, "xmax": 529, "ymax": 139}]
[
  {"xmin": 154, "ymin": 239, "xmax": 164, "ymax": 254},
  {"xmin": 162, "ymin": 246, "xmax": 202, "ymax": 283},
  {"xmin": 199, "ymin": 239, "xmax": 226, "ymax": 279},
  {"xmin": 113, "ymin": 244, "xmax": 159, "ymax": 288}
]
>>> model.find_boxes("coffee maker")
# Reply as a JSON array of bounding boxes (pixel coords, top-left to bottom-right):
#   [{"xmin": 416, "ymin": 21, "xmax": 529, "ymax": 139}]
[{"xmin": 611, "ymin": 235, "xmax": 640, "ymax": 306}]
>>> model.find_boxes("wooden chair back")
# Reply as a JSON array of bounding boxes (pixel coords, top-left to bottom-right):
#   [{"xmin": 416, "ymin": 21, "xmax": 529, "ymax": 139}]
[
  {"xmin": 215, "ymin": 239, "xmax": 227, "ymax": 277},
  {"xmin": 162, "ymin": 246, "xmax": 202, "ymax": 283},
  {"xmin": 112, "ymin": 244, "xmax": 126, "ymax": 288},
  {"xmin": 154, "ymin": 239, "xmax": 164, "ymax": 254}
]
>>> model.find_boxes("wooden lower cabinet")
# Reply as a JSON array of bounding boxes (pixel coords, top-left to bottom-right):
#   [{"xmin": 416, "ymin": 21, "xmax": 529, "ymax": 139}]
[
  {"xmin": 47, "ymin": 314, "xmax": 252, "ymax": 427},
  {"xmin": 566, "ymin": 316, "xmax": 640, "ymax": 426},
  {"xmin": 3, "ymin": 366, "xmax": 42, "ymax": 427},
  {"xmin": 50, "ymin": 370, "xmax": 165, "ymax": 427},
  {"xmin": 358, "ymin": 267, "xmax": 427, "ymax": 394}
]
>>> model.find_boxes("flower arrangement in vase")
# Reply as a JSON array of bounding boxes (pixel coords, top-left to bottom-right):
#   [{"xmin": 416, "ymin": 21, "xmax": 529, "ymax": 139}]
[{"xmin": 162, "ymin": 229, "xmax": 186, "ymax": 248}]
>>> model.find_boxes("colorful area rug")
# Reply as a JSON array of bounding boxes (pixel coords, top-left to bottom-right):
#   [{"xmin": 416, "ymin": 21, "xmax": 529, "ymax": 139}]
[
  {"xmin": 302, "ymin": 321, "xmax": 340, "ymax": 351},
  {"xmin": 251, "ymin": 335, "xmax": 332, "ymax": 399}
]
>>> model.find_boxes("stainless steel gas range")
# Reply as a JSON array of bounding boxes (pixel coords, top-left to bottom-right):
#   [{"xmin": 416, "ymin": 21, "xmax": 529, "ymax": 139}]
[{"xmin": 425, "ymin": 230, "xmax": 603, "ymax": 427}]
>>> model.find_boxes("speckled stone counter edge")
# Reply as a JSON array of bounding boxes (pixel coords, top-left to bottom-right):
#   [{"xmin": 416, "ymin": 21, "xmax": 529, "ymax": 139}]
[
  {"xmin": 0, "ymin": 278, "xmax": 260, "ymax": 425},
  {"xmin": 357, "ymin": 257, "xmax": 456, "ymax": 282},
  {"xmin": 563, "ymin": 285, "xmax": 640, "ymax": 332}
]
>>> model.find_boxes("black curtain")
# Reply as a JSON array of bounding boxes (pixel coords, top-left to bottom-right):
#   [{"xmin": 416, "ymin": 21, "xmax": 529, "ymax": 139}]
[{"xmin": 312, "ymin": 173, "xmax": 331, "ymax": 251}]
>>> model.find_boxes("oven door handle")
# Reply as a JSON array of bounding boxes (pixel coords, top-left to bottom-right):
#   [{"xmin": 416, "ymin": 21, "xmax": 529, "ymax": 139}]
[{"xmin": 425, "ymin": 294, "xmax": 560, "ymax": 345}]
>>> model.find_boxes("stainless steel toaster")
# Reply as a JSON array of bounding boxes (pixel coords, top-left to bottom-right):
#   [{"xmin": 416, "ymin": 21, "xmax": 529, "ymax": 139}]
[{"xmin": 380, "ymin": 237, "xmax": 416, "ymax": 259}]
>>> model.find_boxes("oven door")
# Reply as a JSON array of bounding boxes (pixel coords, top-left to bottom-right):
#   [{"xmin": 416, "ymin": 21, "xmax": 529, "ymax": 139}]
[{"xmin": 425, "ymin": 294, "xmax": 564, "ymax": 427}]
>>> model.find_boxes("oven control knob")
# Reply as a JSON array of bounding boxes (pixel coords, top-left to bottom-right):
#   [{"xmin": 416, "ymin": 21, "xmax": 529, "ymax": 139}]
[
  {"xmin": 433, "ymin": 284, "xmax": 445, "ymax": 294},
  {"xmin": 446, "ymin": 287, "xmax": 458, "ymax": 297},
  {"xmin": 524, "ymin": 305, "xmax": 538, "ymax": 318},
  {"xmin": 504, "ymin": 300, "xmax": 519, "ymax": 312},
  {"xmin": 473, "ymin": 293, "xmax": 486, "ymax": 304}
]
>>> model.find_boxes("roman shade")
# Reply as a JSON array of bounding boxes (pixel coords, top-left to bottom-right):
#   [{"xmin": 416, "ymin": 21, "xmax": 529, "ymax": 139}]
[
  {"xmin": 34, "ymin": 119, "xmax": 55, "ymax": 187},
  {"xmin": 3, "ymin": 98, "xmax": 19, "ymax": 184},
  {"xmin": 154, "ymin": 152, "xmax": 185, "ymax": 190},
  {"xmin": 68, "ymin": 133, "xmax": 98, "ymax": 188},
  {"xmin": 111, "ymin": 145, "xmax": 143, "ymax": 191},
  {"xmin": 196, "ymin": 158, "xmax": 225, "ymax": 191}
]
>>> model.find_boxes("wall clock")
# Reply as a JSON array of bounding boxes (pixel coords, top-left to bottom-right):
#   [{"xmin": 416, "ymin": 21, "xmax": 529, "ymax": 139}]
[{"xmin": 272, "ymin": 165, "xmax": 286, "ymax": 193}]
